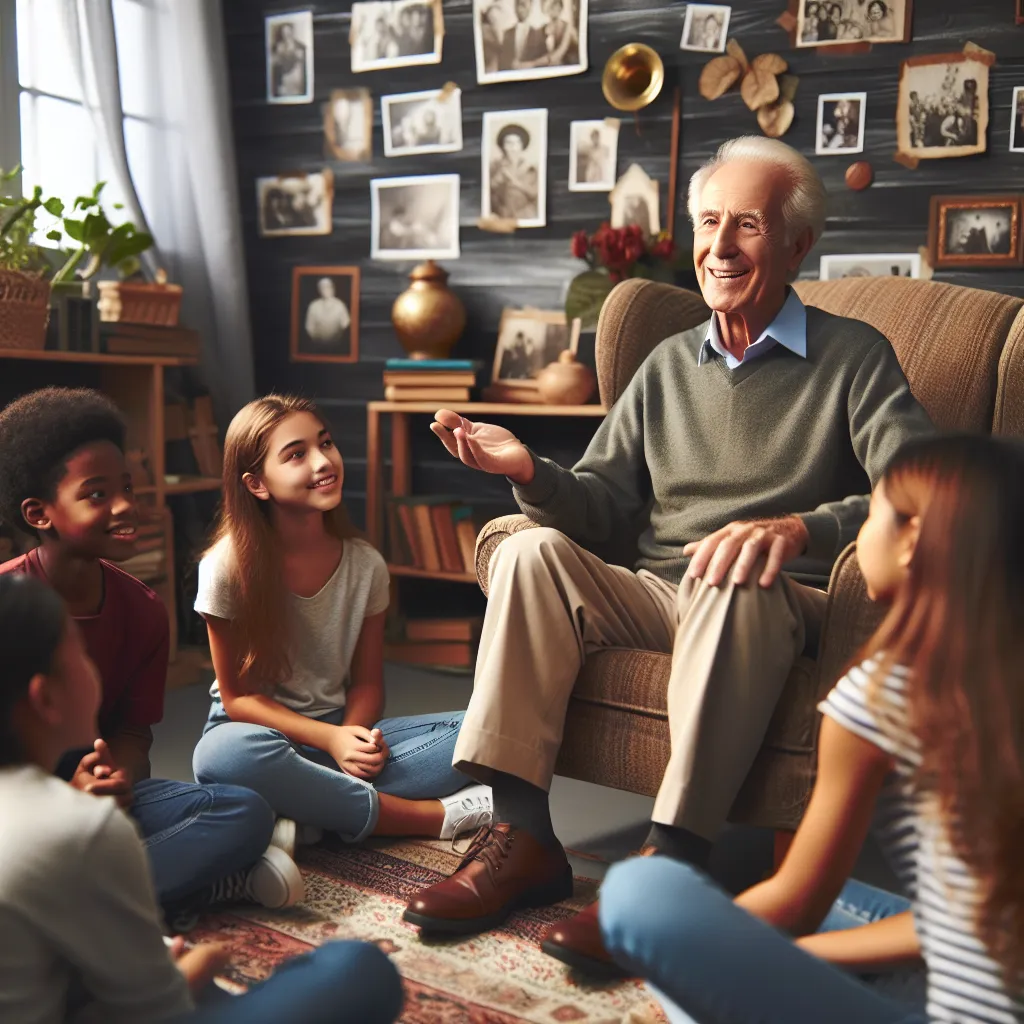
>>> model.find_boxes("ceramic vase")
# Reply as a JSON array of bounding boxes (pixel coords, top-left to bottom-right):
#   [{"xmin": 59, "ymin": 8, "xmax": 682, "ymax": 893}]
[
  {"xmin": 391, "ymin": 260, "xmax": 466, "ymax": 360},
  {"xmin": 537, "ymin": 350, "xmax": 597, "ymax": 406}
]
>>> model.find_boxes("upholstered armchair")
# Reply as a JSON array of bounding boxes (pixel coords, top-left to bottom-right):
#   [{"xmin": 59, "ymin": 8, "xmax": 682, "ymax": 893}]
[{"xmin": 474, "ymin": 275, "xmax": 1024, "ymax": 833}]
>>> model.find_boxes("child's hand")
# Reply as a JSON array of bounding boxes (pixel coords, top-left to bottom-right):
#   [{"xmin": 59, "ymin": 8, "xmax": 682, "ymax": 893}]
[
  {"xmin": 329, "ymin": 725, "xmax": 388, "ymax": 780},
  {"xmin": 69, "ymin": 739, "xmax": 134, "ymax": 809},
  {"xmin": 169, "ymin": 937, "xmax": 235, "ymax": 995}
]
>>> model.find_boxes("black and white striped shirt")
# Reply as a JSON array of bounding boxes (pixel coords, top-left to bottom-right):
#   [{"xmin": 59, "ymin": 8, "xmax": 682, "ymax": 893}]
[{"xmin": 821, "ymin": 661, "xmax": 1024, "ymax": 1024}]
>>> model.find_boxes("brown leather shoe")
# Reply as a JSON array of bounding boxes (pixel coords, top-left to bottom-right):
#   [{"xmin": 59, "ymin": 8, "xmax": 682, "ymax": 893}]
[{"xmin": 403, "ymin": 824, "xmax": 574, "ymax": 935}]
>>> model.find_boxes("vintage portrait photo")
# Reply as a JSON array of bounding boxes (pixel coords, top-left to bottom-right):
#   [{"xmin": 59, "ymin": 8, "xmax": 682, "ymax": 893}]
[
  {"xmin": 290, "ymin": 266, "xmax": 359, "ymax": 364},
  {"xmin": 680, "ymin": 4, "xmax": 730, "ymax": 53},
  {"xmin": 382, "ymin": 88, "xmax": 463, "ymax": 157},
  {"xmin": 473, "ymin": 0, "xmax": 588, "ymax": 86},
  {"xmin": 266, "ymin": 11, "xmax": 314, "ymax": 104},
  {"xmin": 897, "ymin": 53, "xmax": 989, "ymax": 160},
  {"xmin": 609, "ymin": 163, "xmax": 660, "ymax": 236},
  {"xmin": 350, "ymin": 0, "xmax": 443, "ymax": 73},
  {"xmin": 929, "ymin": 195, "xmax": 1022, "ymax": 269},
  {"xmin": 492, "ymin": 308, "xmax": 581, "ymax": 383},
  {"xmin": 816, "ymin": 92, "xmax": 866, "ymax": 155},
  {"xmin": 819, "ymin": 253, "xmax": 921, "ymax": 280},
  {"xmin": 797, "ymin": 0, "xmax": 909, "ymax": 47},
  {"xmin": 371, "ymin": 174, "xmax": 460, "ymax": 260},
  {"xmin": 323, "ymin": 89, "xmax": 372, "ymax": 162},
  {"xmin": 1010, "ymin": 87, "xmax": 1024, "ymax": 153},
  {"xmin": 482, "ymin": 109, "xmax": 548, "ymax": 228},
  {"xmin": 256, "ymin": 171, "xmax": 333, "ymax": 237},
  {"xmin": 569, "ymin": 119, "xmax": 619, "ymax": 192}
]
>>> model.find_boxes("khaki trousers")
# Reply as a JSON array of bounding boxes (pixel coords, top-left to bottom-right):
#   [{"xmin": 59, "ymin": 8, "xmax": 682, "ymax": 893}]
[{"xmin": 452, "ymin": 527, "xmax": 826, "ymax": 839}]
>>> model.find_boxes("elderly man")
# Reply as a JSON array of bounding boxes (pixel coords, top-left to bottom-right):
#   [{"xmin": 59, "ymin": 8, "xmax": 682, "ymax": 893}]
[{"xmin": 403, "ymin": 137, "xmax": 933, "ymax": 968}]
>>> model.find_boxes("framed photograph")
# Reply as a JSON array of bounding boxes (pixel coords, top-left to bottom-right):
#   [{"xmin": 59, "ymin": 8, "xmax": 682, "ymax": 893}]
[
  {"xmin": 473, "ymin": 0, "xmax": 588, "ymax": 86},
  {"xmin": 819, "ymin": 253, "xmax": 921, "ymax": 280},
  {"xmin": 1010, "ymin": 86, "xmax": 1024, "ymax": 153},
  {"xmin": 350, "ymin": 0, "xmax": 443, "ymax": 73},
  {"xmin": 266, "ymin": 11, "xmax": 314, "ymax": 104},
  {"xmin": 680, "ymin": 4, "xmax": 731, "ymax": 53},
  {"xmin": 257, "ymin": 171, "xmax": 334, "ymax": 237},
  {"xmin": 371, "ymin": 174, "xmax": 460, "ymax": 260},
  {"xmin": 1018, "ymin": 0, "xmax": 1024, "ymax": 24},
  {"xmin": 323, "ymin": 89, "xmax": 372, "ymax": 162},
  {"xmin": 482, "ymin": 108, "xmax": 548, "ymax": 228},
  {"xmin": 610, "ymin": 163, "xmax": 660, "ymax": 236},
  {"xmin": 796, "ymin": 0, "xmax": 911, "ymax": 47},
  {"xmin": 816, "ymin": 92, "xmax": 867, "ymax": 155},
  {"xmin": 928, "ymin": 195, "xmax": 1022, "ymax": 269},
  {"xmin": 290, "ymin": 266, "xmax": 359, "ymax": 364},
  {"xmin": 382, "ymin": 87, "xmax": 463, "ymax": 157},
  {"xmin": 491, "ymin": 308, "xmax": 582, "ymax": 383},
  {"xmin": 569, "ymin": 119, "xmax": 619, "ymax": 192},
  {"xmin": 896, "ymin": 52, "xmax": 989, "ymax": 160}
]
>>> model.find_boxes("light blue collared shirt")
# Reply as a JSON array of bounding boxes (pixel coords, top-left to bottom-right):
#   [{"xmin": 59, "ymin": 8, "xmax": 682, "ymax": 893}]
[{"xmin": 697, "ymin": 288, "xmax": 807, "ymax": 370}]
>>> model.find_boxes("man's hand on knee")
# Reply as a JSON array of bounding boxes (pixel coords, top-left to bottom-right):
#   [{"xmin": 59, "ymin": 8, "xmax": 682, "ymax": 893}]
[{"xmin": 683, "ymin": 517, "xmax": 809, "ymax": 589}]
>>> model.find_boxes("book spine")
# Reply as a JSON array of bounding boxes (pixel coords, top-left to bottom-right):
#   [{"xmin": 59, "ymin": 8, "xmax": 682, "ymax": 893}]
[
  {"xmin": 405, "ymin": 617, "xmax": 483, "ymax": 642},
  {"xmin": 384, "ymin": 641, "xmax": 474, "ymax": 668},
  {"xmin": 430, "ymin": 504, "xmax": 462, "ymax": 574},
  {"xmin": 386, "ymin": 499, "xmax": 410, "ymax": 566},
  {"xmin": 382, "ymin": 374, "xmax": 476, "ymax": 386},
  {"xmin": 395, "ymin": 503, "xmax": 423, "ymax": 569},
  {"xmin": 385, "ymin": 359, "xmax": 477, "ymax": 370},
  {"xmin": 454, "ymin": 519, "xmax": 478, "ymax": 575},
  {"xmin": 411, "ymin": 504, "xmax": 441, "ymax": 572},
  {"xmin": 384, "ymin": 386, "xmax": 471, "ymax": 402}
]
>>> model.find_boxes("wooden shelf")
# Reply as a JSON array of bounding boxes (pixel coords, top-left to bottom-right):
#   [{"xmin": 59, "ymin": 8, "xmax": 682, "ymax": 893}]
[
  {"xmin": 387, "ymin": 563, "xmax": 477, "ymax": 584},
  {"xmin": 368, "ymin": 401, "xmax": 606, "ymax": 416},
  {"xmin": 0, "ymin": 347, "xmax": 198, "ymax": 367},
  {"xmin": 136, "ymin": 475, "xmax": 223, "ymax": 497}
]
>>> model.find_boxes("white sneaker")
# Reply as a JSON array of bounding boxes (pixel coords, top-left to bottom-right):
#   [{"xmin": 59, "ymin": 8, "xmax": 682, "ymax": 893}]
[
  {"xmin": 210, "ymin": 844, "xmax": 305, "ymax": 909},
  {"xmin": 439, "ymin": 783, "xmax": 493, "ymax": 841},
  {"xmin": 270, "ymin": 817, "xmax": 297, "ymax": 859},
  {"xmin": 296, "ymin": 823, "xmax": 324, "ymax": 847}
]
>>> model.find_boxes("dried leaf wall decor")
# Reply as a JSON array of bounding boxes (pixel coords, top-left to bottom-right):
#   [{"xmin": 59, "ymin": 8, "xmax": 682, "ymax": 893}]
[
  {"xmin": 741, "ymin": 65, "xmax": 780, "ymax": 110},
  {"xmin": 699, "ymin": 55, "xmax": 743, "ymax": 101},
  {"xmin": 698, "ymin": 40, "xmax": 795, "ymax": 138}
]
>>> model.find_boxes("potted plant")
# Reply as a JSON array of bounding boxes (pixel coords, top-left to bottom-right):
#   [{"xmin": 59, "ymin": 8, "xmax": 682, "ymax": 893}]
[{"xmin": 565, "ymin": 223, "xmax": 679, "ymax": 330}]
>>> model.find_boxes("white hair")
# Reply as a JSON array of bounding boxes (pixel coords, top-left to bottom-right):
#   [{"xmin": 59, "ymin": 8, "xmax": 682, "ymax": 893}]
[{"xmin": 687, "ymin": 136, "xmax": 827, "ymax": 246}]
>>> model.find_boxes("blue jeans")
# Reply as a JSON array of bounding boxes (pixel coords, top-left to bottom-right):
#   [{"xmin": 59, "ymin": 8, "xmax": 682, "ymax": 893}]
[
  {"xmin": 192, "ymin": 706, "xmax": 469, "ymax": 841},
  {"xmin": 131, "ymin": 778, "xmax": 275, "ymax": 907},
  {"xmin": 599, "ymin": 858, "xmax": 928, "ymax": 1024},
  {"xmin": 173, "ymin": 940, "xmax": 403, "ymax": 1024}
]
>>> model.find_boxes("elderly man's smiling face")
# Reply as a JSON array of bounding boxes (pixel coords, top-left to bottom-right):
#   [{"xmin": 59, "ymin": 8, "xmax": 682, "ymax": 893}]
[{"xmin": 693, "ymin": 158, "xmax": 812, "ymax": 318}]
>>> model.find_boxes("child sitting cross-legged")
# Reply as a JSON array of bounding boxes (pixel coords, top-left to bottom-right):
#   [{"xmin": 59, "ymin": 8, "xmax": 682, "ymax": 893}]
[
  {"xmin": 0, "ymin": 387, "xmax": 302, "ymax": 922},
  {"xmin": 192, "ymin": 394, "xmax": 492, "ymax": 847}
]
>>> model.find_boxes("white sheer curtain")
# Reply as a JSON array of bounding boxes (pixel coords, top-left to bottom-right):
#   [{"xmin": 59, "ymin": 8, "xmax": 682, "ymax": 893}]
[{"xmin": 61, "ymin": 0, "xmax": 255, "ymax": 423}]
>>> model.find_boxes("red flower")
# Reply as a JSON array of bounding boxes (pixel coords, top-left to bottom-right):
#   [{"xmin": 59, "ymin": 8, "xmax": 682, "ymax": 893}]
[
  {"xmin": 650, "ymin": 238, "xmax": 675, "ymax": 260},
  {"xmin": 571, "ymin": 230, "xmax": 589, "ymax": 260}
]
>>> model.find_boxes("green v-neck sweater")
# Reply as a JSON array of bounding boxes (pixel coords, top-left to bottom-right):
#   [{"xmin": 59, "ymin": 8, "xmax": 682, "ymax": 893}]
[{"xmin": 513, "ymin": 305, "xmax": 935, "ymax": 585}]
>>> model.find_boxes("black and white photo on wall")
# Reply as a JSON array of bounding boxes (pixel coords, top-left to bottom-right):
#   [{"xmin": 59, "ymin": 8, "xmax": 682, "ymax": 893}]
[
  {"xmin": 679, "ymin": 4, "xmax": 730, "ymax": 53},
  {"xmin": 350, "ymin": 0, "xmax": 443, "ymax": 73},
  {"xmin": 1010, "ymin": 87, "xmax": 1024, "ymax": 153},
  {"xmin": 796, "ymin": 0, "xmax": 910, "ymax": 47},
  {"xmin": 569, "ymin": 119, "xmax": 619, "ymax": 192},
  {"xmin": 290, "ymin": 266, "xmax": 359, "ymax": 364},
  {"xmin": 482, "ymin": 109, "xmax": 548, "ymax": 227},
  {"xmin": 896, "ymin": 52, "xmax": 989, "ymax": 160},
  {"xmin": 473, "ymin": 0, "xmax": 587, "ymax": 85},
  {"xmin": 816, "ymin": 93, "xmax": 866, "ymax": 155},
  {"xmin": 929, "ymin": 195, "xmax": 1023, "ymax": 269},
  {"xmin": 371, "ymin": 174, "xmax": 461, "ymax": 260},
  {"xmin": 257, "ymin": 171, "xmax": 334, "ymax": 237},
  {"xmin": 265, "ymin": 10, "xmax": 314, "ymax": 104},
  {"xmin": 382, "ymin": 87, "xmax": 463, "ymax": 157},
  {"xmin": 324, "ymin": 89, "xmax": 373, "ymax": 162},
  {"xmin": 491, "ymin": 308, "xmax": 581, "ymax": 383},
  {"xmin": 819, "ymin": 253, "xmax": 921, "ymax": 280},
  {"xmin": 609, "ymin": 164, "xmax": 660, "ymax": 236}
]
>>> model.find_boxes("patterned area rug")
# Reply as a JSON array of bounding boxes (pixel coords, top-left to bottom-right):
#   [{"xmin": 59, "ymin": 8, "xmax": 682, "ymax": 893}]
[{"xmin": 192, "ymin": 836, "xmax": 668, "ymax": 1024}]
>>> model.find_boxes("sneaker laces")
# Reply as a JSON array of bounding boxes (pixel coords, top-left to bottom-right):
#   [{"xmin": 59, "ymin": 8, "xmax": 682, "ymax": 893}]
[
  {"xmin": 207, "ymin": 868, "xmax": 252, "ymax": 906},
  {"xmin": 446, "ymin": 806, "xmax": 494, "ymax": 850}
]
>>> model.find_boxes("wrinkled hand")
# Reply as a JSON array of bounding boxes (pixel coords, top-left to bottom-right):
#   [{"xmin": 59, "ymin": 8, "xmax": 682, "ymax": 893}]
[
  {"xmin": 170, "ymin": 937, "xmax": 235, "ymax": 995},
  {"xmin": 431, "ymin": 410, "xmax": 534, "ymax": 484},
  {"xmin": 329, "ymin": 725, "xmax": 389, "ymax": 781},
  {"xmin": 683, "ymin": 516, "xmax": 809, "ymax": 589},
  {"xmin": 69, "ymin": 739, "xmax": 134, "ymax": 809}
]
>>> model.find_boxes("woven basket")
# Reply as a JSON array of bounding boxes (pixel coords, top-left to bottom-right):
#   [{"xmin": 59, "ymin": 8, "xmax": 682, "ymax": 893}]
[
  {"xmin": 97, "ymin": 280, "xmax": 183, "ymax": 327},
  {"xmin": 0, "ymin": 270, "xmax": 50, "ymax": 350}
]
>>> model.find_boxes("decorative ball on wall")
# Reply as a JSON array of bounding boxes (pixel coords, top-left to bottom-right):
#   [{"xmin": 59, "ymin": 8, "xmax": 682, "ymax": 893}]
[{"xmin": 845, "ymin": 161, "xmax": 874, "ymax": 191}]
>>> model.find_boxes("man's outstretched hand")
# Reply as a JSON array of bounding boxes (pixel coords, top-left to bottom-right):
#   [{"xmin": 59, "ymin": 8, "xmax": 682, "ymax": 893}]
[
  {"xmin": 431, "ymin": 410, "xmax": 535, "ymax": 484},
  {"xmin": 683, "ymin": 516, "xmax": 809, "ymax": 589}
]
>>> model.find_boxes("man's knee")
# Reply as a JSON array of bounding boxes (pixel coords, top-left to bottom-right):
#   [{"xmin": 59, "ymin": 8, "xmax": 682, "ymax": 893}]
[{"xmin": 490, "ymin": 526, "xmax": 574, "ymax": 576}]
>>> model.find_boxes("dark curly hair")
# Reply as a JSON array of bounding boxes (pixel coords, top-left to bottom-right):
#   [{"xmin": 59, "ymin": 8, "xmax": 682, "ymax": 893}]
[{"xmin": 0, "ymin": 387, "xmax": 126, "ymax": 536}]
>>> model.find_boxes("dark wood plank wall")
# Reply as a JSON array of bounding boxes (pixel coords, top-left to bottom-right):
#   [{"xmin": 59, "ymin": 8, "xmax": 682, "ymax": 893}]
[{"xmin": 222, "ymin": 0, "xmax": 1024, "ymax": 560}]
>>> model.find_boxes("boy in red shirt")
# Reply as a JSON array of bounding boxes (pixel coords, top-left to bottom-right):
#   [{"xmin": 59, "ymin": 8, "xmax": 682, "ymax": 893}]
[{"xmin": 0, "ymin": 387, "xmax": 302, "ymax": 919}]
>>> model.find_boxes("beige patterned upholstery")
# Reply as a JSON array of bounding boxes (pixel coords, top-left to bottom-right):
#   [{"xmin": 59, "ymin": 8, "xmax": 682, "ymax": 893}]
[{"xmin": 476, "ymin": 276, "xmax": 1024, "ymax": 830}]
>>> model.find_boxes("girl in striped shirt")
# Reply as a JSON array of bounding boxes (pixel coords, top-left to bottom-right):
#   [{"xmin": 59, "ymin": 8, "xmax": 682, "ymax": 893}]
[{"xmin": 599, "ymin": 434, "xmax": 1024, "ymax": 1024}]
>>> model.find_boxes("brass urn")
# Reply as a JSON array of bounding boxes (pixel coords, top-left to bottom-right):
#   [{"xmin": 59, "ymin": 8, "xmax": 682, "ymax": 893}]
[
  {"xmin": 537, "ymin": 350, "xmax": 597, "ymax": 406},
  {"xmin": 391, "ymin": 260, "xmax": 466, "ymax": 360}
]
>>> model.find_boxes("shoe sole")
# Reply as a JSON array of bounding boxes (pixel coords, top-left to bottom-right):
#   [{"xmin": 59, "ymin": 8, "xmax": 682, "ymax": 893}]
[
  {"xmin": 250, "ymin": 845, "xmax": 305, "ymax": 909},
  {"xmin": 539, "ymin": 937, "xmax": 629, "ymax": 979},
  {"xmin": 402, "ymin": 867, "xmax": 574, "ymax": 935}
]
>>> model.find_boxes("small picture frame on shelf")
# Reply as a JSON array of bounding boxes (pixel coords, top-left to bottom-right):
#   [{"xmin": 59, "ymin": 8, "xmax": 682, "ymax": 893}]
[
  {"xmin": 290, "ymin": 266, "xmax": 360, "ymax": 363},
  {"xmin": 928, "ymin": 194, "xmax": 1023, "ymax": 269},
  {"xmin": 818, "ymin": 253, "xmax": 921, "ymax": 280},
  {"xmin": 491, "ymin": 307, "xmax": 580, "ymax": 384}
]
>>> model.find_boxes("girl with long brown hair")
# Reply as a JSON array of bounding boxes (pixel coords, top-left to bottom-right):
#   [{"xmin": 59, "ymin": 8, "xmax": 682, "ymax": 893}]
[
  {"xmin": 191, "ymin": 395, "xmax": 492, "ymax": 851},
  {"xmin": 598, "ymin": 434, "xmax": 1024, "ymax": 1024}
]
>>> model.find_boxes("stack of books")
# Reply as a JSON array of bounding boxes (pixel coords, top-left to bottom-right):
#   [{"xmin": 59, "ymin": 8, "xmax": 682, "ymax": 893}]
[
  {"xmin": 386, "ymin": 496, "xmax": 478, "ymax": 574},
  {"xmin": 383, "ymin": 358, "xmax": 481, "ymax": 403},
  {"xmin": 386, "ymin": 616, "xmax": 484, "ymax": 668},
  {"xmin": 102, "ymin": 323, "xmax": 201, "ymax": 358},
  {"xmin": 119, "ymin": 517, "xmax": 166, "ymax": 584}
]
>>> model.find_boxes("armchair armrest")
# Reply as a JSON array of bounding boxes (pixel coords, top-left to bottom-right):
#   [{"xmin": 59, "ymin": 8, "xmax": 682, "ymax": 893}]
[{"xmin": 475, "ymin": 515, "xmax": 538, "ymax": 596}]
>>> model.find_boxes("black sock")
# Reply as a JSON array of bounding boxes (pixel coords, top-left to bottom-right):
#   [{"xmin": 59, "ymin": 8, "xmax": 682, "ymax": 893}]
[
  {"xmin": 491, "ymin": 771, "xmax": 559, "ymax": 849},
  {"xmin": 645, "ymin": 823, "xmax": 712, "ymax": 869}
]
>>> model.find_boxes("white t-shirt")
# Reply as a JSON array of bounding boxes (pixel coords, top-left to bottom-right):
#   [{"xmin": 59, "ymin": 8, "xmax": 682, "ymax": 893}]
[
  {"xmin": 0, "ymin": 765, "xmax": 192, "ymax": 1024},
  {"xmin": 195, "ymin": 537, "xmax": 391, "ymax": 717}
]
